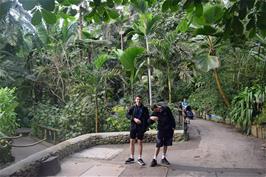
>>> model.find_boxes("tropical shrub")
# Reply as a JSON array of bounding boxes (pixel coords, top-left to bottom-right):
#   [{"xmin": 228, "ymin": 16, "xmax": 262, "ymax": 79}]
[
  {"xmin": 230, "ymin": 85, "xmax": 266, "ymax": 134},
  {"xmin": 0, "ymin": 138, "xmax": 14, "ymax": 164},
  {"xmin": 254, "ymin": 104, "xmax": 266, "ymax": 125},
  {"xmin": 105, "ymin": 105, "xmax": 130, "ymax": 132},
  {"xmin": 60, "ymin": 98, "xmax": 97, "ymax": 139},
  {"xmin": 189, "ymin": 81, "xmax": 227, "ymax": 118},
  {"xmin": 31, "ymin": 100, "xmax": 98, "ymax": 140},
  {"xmin": 0, "ymin": 88, "xmax": 18, "ymax": 136},
  {"xmin": 31, "ymin": 103, "xmax": 61, "ymax": 137}
]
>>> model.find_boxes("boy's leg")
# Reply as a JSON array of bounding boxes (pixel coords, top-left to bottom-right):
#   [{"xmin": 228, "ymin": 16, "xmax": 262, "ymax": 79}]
[
  {"xmin": 130, "ymin": 138, "xmax": 135, "ymax": 158},
  {"xmin": 161, "ymin": 146, "xmax": 170, "ymax": 165},
  {"xmin": 125, "ymin": 129, "xmax": 136, "ymax": 164},
  {"xmin": 151, "ymin": 132, "xmax": 163, "ymax": 167},
  {"xmin": 150, "ymin": 147, "xmax": 160, "ymax": 167},
  {"xmin": 137, "ymin": 139, "xmax": 143, "ymax": 159},
  {"xmin": 136, "ymin": 131, "xmax": 145, "ymax": 166},
  {"xmin": 162, "ymin": 146, "xmax": 168, "ymax": 159},
  {"xmin": 154, "ymin": 147, "xmax": 160, "ymax": 159},
  {"xmin": 161, "ymin": 131, "xmax": 172, "ymax": 165}
]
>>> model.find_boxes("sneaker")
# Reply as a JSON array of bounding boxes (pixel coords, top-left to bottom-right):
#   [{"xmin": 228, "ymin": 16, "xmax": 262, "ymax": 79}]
[
  {"xmin": 150, "ymin": 159, "xmax": 157, "ymax": 167},
  {"xmin": 137, "ymin": 158, "xmax": 145, "ymax": 166},
  {"xmin": 161, "ymin": 158, "xmax": 170, "ymax": 165},
  {"xmin": 125, "ymin": 158, "xmax": 134, "ymax": 164}
]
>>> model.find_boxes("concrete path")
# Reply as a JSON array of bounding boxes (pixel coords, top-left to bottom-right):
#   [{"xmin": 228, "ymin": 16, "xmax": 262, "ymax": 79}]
[
  {"xmin": 54, "ymin": 119, "xmax": 266, "ymax": 177},
  {"xmin": 12, "ymin": 136, "xmax": 52, "ymax": 162}
]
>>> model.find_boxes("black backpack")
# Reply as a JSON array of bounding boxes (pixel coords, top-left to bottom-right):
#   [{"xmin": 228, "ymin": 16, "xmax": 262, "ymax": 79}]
[{"xmin": 185, "ymin": 109, "xmax": 194, "ymax": 119}]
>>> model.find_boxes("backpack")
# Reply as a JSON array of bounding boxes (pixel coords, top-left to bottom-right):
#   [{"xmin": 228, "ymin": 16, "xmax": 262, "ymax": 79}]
[{"xmin": 185, "ymin": 110, "xmax": 194, "ymax": 119}]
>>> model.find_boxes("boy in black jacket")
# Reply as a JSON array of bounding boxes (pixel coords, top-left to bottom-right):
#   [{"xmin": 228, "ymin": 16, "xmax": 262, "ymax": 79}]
[
  {"xmin": 125, "ymin": 95, "xmax": 149, "ymax": 166},
  {"xmin": 149, "ymin": 104, "xmax": 176, "ymax": 167}
]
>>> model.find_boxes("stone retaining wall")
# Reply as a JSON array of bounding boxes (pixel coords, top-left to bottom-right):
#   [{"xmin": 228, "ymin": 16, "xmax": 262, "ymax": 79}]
[{"xmin": 0, "ymin": 130, "xmax": 183, "ymax": 177}]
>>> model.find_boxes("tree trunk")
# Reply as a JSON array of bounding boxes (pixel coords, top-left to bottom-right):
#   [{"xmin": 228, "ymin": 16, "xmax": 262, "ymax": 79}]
[
  {"xmin": 104, "ymin": 78, "xmax": 107, "ymax": 106},
  {"xmin": 120, "ymin": 31, "xmax": 124, "ymax": 50},
  {"xmin": 167, "ymin": 63, "xmax": 172, "ymax": 103},
  {"xmin": 95, "ymin": 92, "xmax": 99, "ymax": 133},
  {"xmin": 78, "ymin": 5, "xmax": 83, "ymax": 60},
  {"xmin": 208, "ymin": 36, "xmax": 230, "ymax": 107},
  {"xmin": 213, "ymin": 69, "xmax": 230, "ymax": 107},
  {"xmin": 131, "ymin": 78, "xmax": 134, "ymax": 103},
  {"xmin": 145, "ymin": 36, "xmax": 152, "ymax": 107}
]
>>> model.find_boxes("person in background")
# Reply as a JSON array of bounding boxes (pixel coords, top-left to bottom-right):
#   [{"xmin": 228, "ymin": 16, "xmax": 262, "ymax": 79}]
[
  {"xmin": 149, "ymin": 104, "xmax": 176, "ymax": 167},
  {"xmin": 125, "ymin": 95, "xmax": 149, "ymax": 166},
  {"xmin": 181, "ymin": 98, "xmax": 189, "ymax": 110}
]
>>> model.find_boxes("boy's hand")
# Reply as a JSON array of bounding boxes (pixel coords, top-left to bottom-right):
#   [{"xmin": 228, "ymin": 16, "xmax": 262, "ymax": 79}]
[
  {"xmin": 134, "ymin": 118, "xmax": 142, "ymax": 124},
  {"xmin": 150, "ymin": 116, "xmax": 158, "ymax": 121}
]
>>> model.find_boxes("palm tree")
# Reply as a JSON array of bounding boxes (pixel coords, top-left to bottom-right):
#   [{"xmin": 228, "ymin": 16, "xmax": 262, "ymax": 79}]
[
  {"xmin": 152, "ymin": 31, "xmax": 177, "ymax": 103},
  {"xmin": 132, "ymin": 12, "xmax": 159, "ymax": 106}
]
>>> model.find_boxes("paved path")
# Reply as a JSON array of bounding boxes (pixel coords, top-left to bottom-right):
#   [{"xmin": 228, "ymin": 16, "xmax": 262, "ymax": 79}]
[
  {"xmin": 55, "ymin": 119, "xmax": 266, "ymax": 177},
  {"xmin": 0, "ymin": 135, "xmax": 52, "ymax": 170},
  {"xmin": 12, "ymin": 136, "xmax": 52, "ymax": 162}
]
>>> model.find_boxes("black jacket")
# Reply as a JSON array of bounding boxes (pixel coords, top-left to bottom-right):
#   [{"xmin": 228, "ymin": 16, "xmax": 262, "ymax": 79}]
[
  {"xmin": 150, "ymin": 106, "xmax": 176, "ymax": 131},
  {"xmin": 126, "ymin": 104, "xmax": 149, "ymax": 131}
]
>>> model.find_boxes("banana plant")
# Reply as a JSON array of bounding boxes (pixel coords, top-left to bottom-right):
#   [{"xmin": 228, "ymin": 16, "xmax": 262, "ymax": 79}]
[
  {"xmin": 177, "ymin": 2, "xmax": 230, "ymax": 107},
  {"xmin": 117, "ymin": 47, "xmax": 145, "ymax": 100},
  {"xmin": 193, "ymin": 36, "xmax": 230, "ymax": 107}
]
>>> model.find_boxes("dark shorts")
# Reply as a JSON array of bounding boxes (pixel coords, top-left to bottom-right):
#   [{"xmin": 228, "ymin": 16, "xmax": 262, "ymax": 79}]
[
  {"xmin": 156, "ymin": 130, "xmax": 174, "ymax": 147},
  {"xmin": 130, "ymin": 128, "xmax": 145, "ymax": 140}
]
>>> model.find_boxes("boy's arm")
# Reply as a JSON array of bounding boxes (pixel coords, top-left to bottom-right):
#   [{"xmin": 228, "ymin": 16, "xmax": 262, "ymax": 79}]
[
  {"xmin": 167, "ymin": 107, "xmax": 176, "ymax": 129},
  {"xmin": 147, "ymin": 110, "xmax": 158, "ymax": 125},
  {"xmin": 150, "ymin": 116, "xmax": 158, "ymax": 121},
  {"xmin": 147, "ymin": 116, "xmax": 157, "ymax": 126},
  {"xmin": 126, "ymin": 106, "xmax": 134, "ymax": 120}
]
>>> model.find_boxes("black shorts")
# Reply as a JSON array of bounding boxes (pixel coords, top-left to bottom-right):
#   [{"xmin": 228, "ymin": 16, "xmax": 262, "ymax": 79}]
[
  {"xmin": 130, "ymin": 128, "xmax": 145, "ymax": 140},
  {"xmin": 156, "ymin": 130, "xmax": 174, "ymax": 147}
]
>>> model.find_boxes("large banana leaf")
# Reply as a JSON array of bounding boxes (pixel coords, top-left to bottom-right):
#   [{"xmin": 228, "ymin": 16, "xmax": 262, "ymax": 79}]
[
  {"xmin": 119, "ymin": 47, "xmax": 144, "ymax": 71},
  {"xmin": 196, "ymin": 55, "xmax": 220, "ymax": 72}
]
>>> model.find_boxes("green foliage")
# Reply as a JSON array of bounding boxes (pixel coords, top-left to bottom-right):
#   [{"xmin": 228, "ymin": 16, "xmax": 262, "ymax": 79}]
[
  {"xmin": 39, "ymin": 0, "xmax": 55, "ymax": 11},
  {"xmin": 196, "ymin": 55, "xmax": 220, "ymax": 72},
  {"xmin": 0, "ymin": 138, "xmax": 14, "ymax": 164},
  {"xmin": 41, "ymin": 9, "xmax": 57, "ymax": 24},
  {"xmin": 0, "ymin": 88, "xmax": 18, "ymax": 136},
  {"xmin": 189, "ymin": 81, "xmax": 227, "ymax": 117},
  {"xmin": 119, "ymin": 47, "xmax": 145, "ymax": 71},
  {"xmin": 133, "ymin": 13, "xmax": 160, "ymax": 36},
  {"xmin": 0, "ymin": 0, "xmax": 266, "ymax": 141},
  {"xmin": 31, "ymin": 103, "xmax": 61, "ymax": 130},
  {"xmin": 162, "ymin": 0, "xmax": 180, "ymax": 12},
  {"xmin": 176, "ymin": 18, "xmax": 189, "ymax": 33},
  {"xmin": 105, "ymin": 105, "xmax": 130, "ymax": 131},
  {"xmin": 202, "ymin": 4, "xmax": 224, "ymax": 25},
  {"xmin": 31, "ymin": 99, "xmax": 98, "ymax": 139},
  {"xmin": 255, "ymin": 104, "xmax": 266, "ymax": 125},
  {"xmin": 18, "ymin": 0, "xmax": 38, "ymax": 10},
  {"xmin": 32, "ymin": 10, "xmax": 42, "ymax": 25},
  {"xmin": 94, "ymin": 54, "xmax": 109, "ymax": 69},
  {"xmin": 60, "ymin": 98, "xmax": 97, "ymax": 139},
  {"xmin": 0, "ymin": 1, "xmax": 12, "ymax": 19},
  {"xmin": 230, "ymin": 85, "xmax": 266, "ymax": 134}
]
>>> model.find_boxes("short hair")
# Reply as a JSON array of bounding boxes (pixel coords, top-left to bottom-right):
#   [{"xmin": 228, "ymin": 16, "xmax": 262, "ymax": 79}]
[
  {"xmin": 151, "ymin": 104, "xmax": 159, "ymax": 111},
  {"xmin": 135, "ymin": 95, "xmax": 142, "ymax": 99}
]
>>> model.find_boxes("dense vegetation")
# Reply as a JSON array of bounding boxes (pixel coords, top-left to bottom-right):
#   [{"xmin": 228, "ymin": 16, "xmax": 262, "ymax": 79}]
[{"xmin": 0, "ymin": 0, "xmax": 265, "ymax": 139}]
